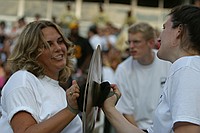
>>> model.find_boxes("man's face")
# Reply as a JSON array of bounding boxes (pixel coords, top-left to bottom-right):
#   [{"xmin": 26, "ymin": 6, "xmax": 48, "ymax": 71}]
[{"xmin": 127, "ymin": 32, "xmax": 151, "ymax": 60}]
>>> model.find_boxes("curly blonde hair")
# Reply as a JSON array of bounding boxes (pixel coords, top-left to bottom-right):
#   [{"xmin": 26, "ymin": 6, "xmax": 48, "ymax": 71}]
[{"xmin": 8, "ymin": 20, "xmax": 75, "ymax": 83}]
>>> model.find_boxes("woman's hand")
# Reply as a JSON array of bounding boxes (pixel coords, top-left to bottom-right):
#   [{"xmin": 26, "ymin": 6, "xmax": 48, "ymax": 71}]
[{"xmin": 66, "ymin": 80, "xmax": 80, "ymax": 114}]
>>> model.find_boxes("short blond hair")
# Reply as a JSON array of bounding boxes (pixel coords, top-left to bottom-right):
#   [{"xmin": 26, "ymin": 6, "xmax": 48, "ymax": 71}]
[{"xmin": 128, "ymin": 22, "xmax": 156, "ymax": 41}]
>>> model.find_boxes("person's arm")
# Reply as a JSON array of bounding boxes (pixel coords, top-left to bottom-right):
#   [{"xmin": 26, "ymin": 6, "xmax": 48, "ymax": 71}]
[
  {"xmin": 102, "ymin": 84, "xmax": 144, "ymax": 133},
  {"xmin": 10, "ymin": 107, "xmax": 76, "ymax": 133},
  {"xmin": 10, "ymin": 80, "xmax": 80, "ymax": 133},
  {"xmin": 124, "ymin": 114, "xmax": 138, "ymax": 127},
  {"xmin": 174, "ymin": 122, "xmax": 200, "ymax": 133}
]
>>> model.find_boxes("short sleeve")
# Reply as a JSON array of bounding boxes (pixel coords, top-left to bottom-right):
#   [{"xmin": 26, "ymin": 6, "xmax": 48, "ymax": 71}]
[
  {"xmin": 170, "ymin": 67, "xmax": 200, "ymax": 126},
  {"xmin": 1, "ymin": 72, "xmax": 40, "ymax": 123}
]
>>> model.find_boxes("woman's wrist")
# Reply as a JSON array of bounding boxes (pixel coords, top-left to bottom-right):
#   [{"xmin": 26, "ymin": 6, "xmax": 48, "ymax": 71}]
[
  {"xmin": 67, "ymin": 104, "xmax": 79, "ymax": 115},
  {"xmin": 103, "ymin": 106, "xmax": 116, "ymax": 116}
]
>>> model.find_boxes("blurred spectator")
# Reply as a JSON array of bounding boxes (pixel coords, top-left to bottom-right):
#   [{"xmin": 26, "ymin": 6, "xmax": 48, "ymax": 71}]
[
  {"xmin": 52, "ymin": 15, "xmax": 58, "ymax": 24},
  {"xmin": 0, "ymin": 21, "xmax": 11, "ymax": 87},
  {"xmin": 97, "ymin": 23, "xmax": 117, "ymax": 52},
  {"xmin": 0, "ymin": 21, "xmax": 8, "ymax": 116},
  {"xmin": 115, "ymin": 9, "xmax": 137, "ymax": 61},
  {"xmin": 0, "ymin": 56, "xmax": 6, "ymax": 89},
  {"xmin": 194, "ymin": 0, "xmax": 200, "ymax": 7},
  {"xmin": 9, "ymin": 17, "xmax": 27, "ymax": 53},
  {"xmin": 123, "ymin": 10, "xmax": 136, "ymax": 27},
  {"xmin": 67, "ymin": 23, "xmax": 93, "ymax": 90},
  {"xmin": 60, "ymin": 1, "xmax": 78, "ymax": 36},
  {"xmin": 0, "ymin": 21, "xmax": 7, "ymax": 51},
  {"xmin": 34, "ymin": 13, "xmax": 41, "ymax": 21},
  {"xmin": 102, "ymin": 46, "xmax": 122, "ymax": 75},
  {"xmin": 87, "ymin": 25, "xmax": 102, "ymax": 50},
  {"xmin": 93, "ymin": 3, "xmax": 109, "ymax": 27},
  {"xmin": 115, "ymin": 26, "xmax": 130, "ymax": 60}
]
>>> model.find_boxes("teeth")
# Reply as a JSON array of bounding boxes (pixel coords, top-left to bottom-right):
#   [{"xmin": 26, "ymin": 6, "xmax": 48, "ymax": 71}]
[{"xmin": 52, "ymin": 55, "xmax": 63, "ymax": 60}]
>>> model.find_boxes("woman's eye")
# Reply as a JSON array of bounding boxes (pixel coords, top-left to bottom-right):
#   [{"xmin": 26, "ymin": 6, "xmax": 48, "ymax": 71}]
[
  {"xmin": 58, "ymin": 40, "xmax": 63, "ymax": 44},
  {"xmin": 57, "ymin": 38, "xmax": 64, "ymax": 44},
  {"xmin": 48, "ymin": 42, "xmax": 53, "ymax": 46}
]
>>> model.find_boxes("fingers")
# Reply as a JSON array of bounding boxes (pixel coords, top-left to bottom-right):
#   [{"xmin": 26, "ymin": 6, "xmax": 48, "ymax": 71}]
[
  {"xmin": 110, "ymin": 84, "xmax": 121, "ymax": 99},
  {"xmin": 107, "ymin": 91, "xmax": 120, "ymax": 105},
  {"xmin": 102, "ymin": 85, "xmax": 120, "ymax": 112},
  {"xmin": 66, "ymin": 80, "xmax": 81, "ymax": 114},
  {"xmin": 114, "ymin": 92, "xmax": 120, "ymax": 104},
  {"xmin": 102, "ymin": 84, "xmax": 121, "ymax": 109},
  {"xmin": 68, "ymin": 80, "xmax": 80, "ymax": 96},
  {"xmin": 72, "ymin": 80, "xmax": 77, "ymax": 85},
  {"xmin": 110, "ymin": 84, "xmax": 121, "ymax": 105}
]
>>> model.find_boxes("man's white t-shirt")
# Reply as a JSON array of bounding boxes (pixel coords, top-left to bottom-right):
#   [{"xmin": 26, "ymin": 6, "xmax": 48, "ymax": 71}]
[
  {"xmin": 102, "ymin": 66, "xmax": 116, "ymax": 84},
  {"xmin": 115, "ymin": 50, "xmax": 171, "ymax": 130},
  {"xmin": 0, "ymin": 70, "xmax": 82, "ymax": 133},
  {"xmin": 148, "ymin": 56, "xmax": 200, "ymax": 133}
]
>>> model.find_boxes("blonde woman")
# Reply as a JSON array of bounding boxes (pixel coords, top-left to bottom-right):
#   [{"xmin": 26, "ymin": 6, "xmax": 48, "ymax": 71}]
[{"xmin": 0, "ymin": 20, "xmax": 82, "ymax": 133}]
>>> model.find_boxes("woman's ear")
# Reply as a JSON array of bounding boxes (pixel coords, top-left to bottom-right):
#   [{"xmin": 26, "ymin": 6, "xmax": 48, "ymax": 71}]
[
  {"xmin": 171, "ymin": 24, "xmax": 183, "ymax": 47},
  {"xmin": 176, "ymin": 24, "xmax": 183, "ymax": 38}
]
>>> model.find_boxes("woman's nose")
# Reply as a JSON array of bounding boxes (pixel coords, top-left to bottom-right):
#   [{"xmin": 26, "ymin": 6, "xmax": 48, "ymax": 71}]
[{"xmin": 54, "ymin": 43, "xmax": 62, "ymax": 51}]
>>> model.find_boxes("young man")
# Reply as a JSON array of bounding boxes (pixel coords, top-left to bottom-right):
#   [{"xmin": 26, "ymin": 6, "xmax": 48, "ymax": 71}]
[{"xmin": 115, "ymin": 22, "xmax": 171, "ymax": 132}]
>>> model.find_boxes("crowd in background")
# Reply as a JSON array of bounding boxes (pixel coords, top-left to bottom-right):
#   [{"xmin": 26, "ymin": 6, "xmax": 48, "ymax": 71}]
[{"xmin": 0, "ymin": 2, "xmax": 140, "ymax": 92}]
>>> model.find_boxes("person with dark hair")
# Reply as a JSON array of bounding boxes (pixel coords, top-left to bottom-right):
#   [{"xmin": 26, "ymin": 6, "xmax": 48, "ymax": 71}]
[
  {"xmin": 102, "ymin": 5, "xmax": 200, "ymax": 133},
  {"xmin": 0, "ymin": 20, "xmax": 82, "ymax": 132},
  {"xmin": 87, "ymin": 25, "xmax": 102, "ymax": 50},
  {"xmin": 9, "ymin": 17, "xmax": 27, "ymax": 52}
]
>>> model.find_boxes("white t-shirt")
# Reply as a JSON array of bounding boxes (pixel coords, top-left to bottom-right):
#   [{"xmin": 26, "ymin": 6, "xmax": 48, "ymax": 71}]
[
  {"xmin": 115, "ymin": 50, "xmax": 171, "ymax": 130},
  {"xmin": 100, "ymin": 35, "xmax": 117, "ymax": 51},
  {"xmin": 102, "ymin": 66, "xmax": 116, "ymax": 84},
  {"xmin": 0, "ymin": 70, "xmax": 82, "ymax": 133},
  {"xmin": 89, "ymin": 34, "xmax": 102, "ymax": 50},
  {"xmin": 148, "ymin": 56, "xmax": 200, "ymax": 133}
]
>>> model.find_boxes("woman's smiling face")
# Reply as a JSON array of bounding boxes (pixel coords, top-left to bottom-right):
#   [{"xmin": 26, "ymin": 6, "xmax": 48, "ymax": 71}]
[{"xmin": 37, "ymin": 26, "xmax": 67, "ymax": 80}]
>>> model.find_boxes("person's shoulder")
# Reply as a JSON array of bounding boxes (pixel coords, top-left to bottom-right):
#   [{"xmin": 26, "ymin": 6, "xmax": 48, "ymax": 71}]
[
  {"xmin": 2, "ymin": 70, "xmax": 38, "ymax": 96},
  {"xmin": 9, "ymin": 70, "xmax": 37, "ymax": 82},
  {"xmin": 173, "ymin": 56, "xmax": 200, "ymax": 71},
  {"xmin": 117, "ymin": 56, "xmax": 133, "ymax": 69},
  {"xmin": 13, "ymin": 70, "xmax": 35, "ymax": 76},
  {"xmin": 122, "ymin": 56, "xmax": 133, "ymax": 64},
  {"xmin": 188, "ymin": 55, "xmax": 200, "ymax": 65}
]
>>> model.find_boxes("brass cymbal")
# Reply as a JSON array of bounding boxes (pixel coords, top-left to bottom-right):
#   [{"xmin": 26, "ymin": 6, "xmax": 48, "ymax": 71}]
[{"xmin": 82, "ymin": 45, "xmax": 102, "ymax": 133}]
